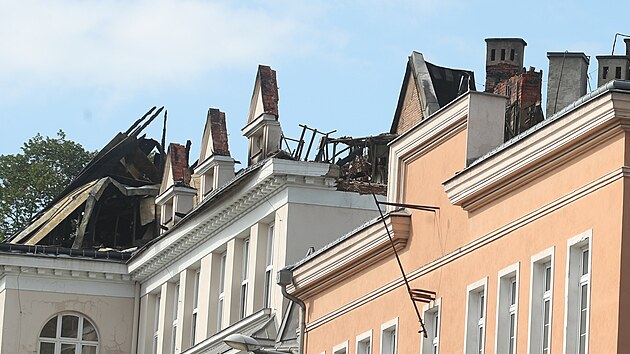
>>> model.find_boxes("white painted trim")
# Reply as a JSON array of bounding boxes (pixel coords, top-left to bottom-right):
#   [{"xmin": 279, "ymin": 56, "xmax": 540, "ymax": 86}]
[
  {"xmin": 355, "ymin": 329, "xmax": 373, "ymax": 354},
  {"xmin": 444, "ymin": 92, "xmax": 620, "ymax": 208},
  {"xmin": 463, "ymin": 277, "xmax": 487, "ymax": 354},
  {"xmin": 526, "ymin": 246, "xmax": 554, "ymax": 354},
  {"xmin": 562, "ymin": 230, "xmax": 592, "ymax": 354},
  {"xmin": 333, "ymin": 340, "xmax": 349, "ymax": 354},
  {"xmin": 421, "ymin": 298, "xmax": 442, "ymax": 354},
  {"xmin": 156, "ymin": 185, "xmax": 197, "ymax": 205},
  {"xmin": 380, "ymin": 317, "xmax": 399, "ymax": 354},
  {"xmin": 302, "ymin": 166, "xmax": 621, "ymax": 332},
  {"xmin": 290, "ymin": 211, "xmax": 410, "ymax": 297},
  {"xmin": 494, "ymin": 263, "xmax": 520, "ymax": 354}
]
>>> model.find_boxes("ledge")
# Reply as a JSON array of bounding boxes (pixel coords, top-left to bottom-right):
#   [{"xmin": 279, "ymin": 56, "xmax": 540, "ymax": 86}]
[
  {"xmin": 287, "ymin": 210, "xmax": 411, "ymax": 298},
  {"xmin": 444, "ymin": 88, "xmax": 630, "ymax": 210}
]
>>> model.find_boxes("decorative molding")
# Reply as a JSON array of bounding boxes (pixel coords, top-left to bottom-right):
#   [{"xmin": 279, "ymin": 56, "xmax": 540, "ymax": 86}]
[
  {"xmin": 303, "ymin": 166, "xmax": 627, "ymax": 332},
  {"xmin": 289, "ymin": 211, "xmax": 411, "ymax": 298},
  {"xmin": 388, "ymin": 94, "xmax": 470, "ymax": 203},
  {"xmin": 129, "ymin": 159, "xmax": 342, "ymax": 281},
  {"xmin": 444, "ymin": 92, "xmax": 625, "ymax": 209}
]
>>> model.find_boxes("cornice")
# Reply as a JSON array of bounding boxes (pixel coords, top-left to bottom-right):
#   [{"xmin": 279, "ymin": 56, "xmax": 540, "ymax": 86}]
[
  {"xmin": 129, "ymin": 159, "xmax": 339, "ymax": 281},
  {"xmin": 444, "ymin": 91, "xmax": 627, "ymax": 210},
  {"xmin": 155, "ymin": 184, "xmax": 197, "ymax": 205},
  {"xmin": 288, "ymin": 211, "xmax": 411, "ymax": 298},
  {"xmin": 0, "ymin": 253, "xmax": 130, "ymax": 282}
]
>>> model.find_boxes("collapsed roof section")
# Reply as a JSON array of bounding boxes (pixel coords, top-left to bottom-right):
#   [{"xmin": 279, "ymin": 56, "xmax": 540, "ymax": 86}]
[
  {"xmin": 279, "ymin": 124, "xmax": 396, "ymax": 195},
  {"xmin": 390, "ymin": 52, "xmax": 476, "ymax": 135},
  {"xmin": 9, "ymin": 107, "xmax": 167, "ymax": 251}
]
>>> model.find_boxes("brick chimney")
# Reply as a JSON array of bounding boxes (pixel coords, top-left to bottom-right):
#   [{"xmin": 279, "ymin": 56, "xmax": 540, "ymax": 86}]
[
  {"xmin": 156, "ymin": 143, "xmax": 196, "ymax": 232},
  {"xmin": 485, "ymin": 38, "xmax": 527, "ymax": 92},
  {"xmin": 242, "ymin": 65, "xmax": 282, "ymax": 165},
  {"xmin": 194, "ymin": 108, "xmax": 236, "ymax": 201},
  {"xmin": 493, "ymin": 67, "xmax": 544, "ymax": 140},
  {"xmin": 546, "ymin": 52, "xmax": 589, "ymax": 117}
]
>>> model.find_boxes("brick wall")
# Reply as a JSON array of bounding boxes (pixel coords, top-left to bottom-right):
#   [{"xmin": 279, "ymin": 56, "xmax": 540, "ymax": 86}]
[
  {"xmin": 258, "ymin": 65, "xmax": 279, "ymax": 117},
  {"xmin": 168, "ymin": 143, "xmax": 191, "ymax": 185},
  {"xmin": 395, "ymin": 78, "xmax": 424, "ymax": 134},
  {"xmin": 493, "ymin": 67, "xmax": 544, "ymax": 140},
  {"xmin": 207, "ymin": 108, "xmax": 230, "ymax": 156},
  {"xmin": 485, "ymin": 62, "xmax": 521, "ymax": 93}
]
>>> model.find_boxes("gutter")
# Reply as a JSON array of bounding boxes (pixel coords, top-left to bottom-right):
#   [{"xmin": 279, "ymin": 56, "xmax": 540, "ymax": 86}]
[{"xmin": 277, "ymin": 268, "xmax": 305, "ymax": 354}]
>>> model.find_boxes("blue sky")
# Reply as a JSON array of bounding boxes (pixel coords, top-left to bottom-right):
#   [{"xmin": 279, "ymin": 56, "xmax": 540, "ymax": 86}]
[{"xmin": 0, "ymin": 0, "xmax": 627, "ymax": 165}]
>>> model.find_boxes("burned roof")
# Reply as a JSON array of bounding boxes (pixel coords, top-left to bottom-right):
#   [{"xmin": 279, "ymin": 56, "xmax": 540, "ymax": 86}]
[
  {"xmin": 391, "ymin": 52, "xmax": 475, "ymax": 134},
  {"xmin": 7, "ymin": 107, "xmax": 168, "ymax": 252}
]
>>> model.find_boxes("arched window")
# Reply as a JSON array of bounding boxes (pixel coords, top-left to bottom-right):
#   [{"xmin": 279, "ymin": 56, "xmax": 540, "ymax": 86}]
[{"xmin": 39, "ymin": 313, "xmax": 99, "ymax": 354}]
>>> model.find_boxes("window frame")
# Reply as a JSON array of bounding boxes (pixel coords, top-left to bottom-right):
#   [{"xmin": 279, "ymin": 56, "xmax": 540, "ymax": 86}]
[
  {"xmin": 356, "ymin": 329, "xmax": 372, "ymax": 354},
  {"xmin": 152, "ymin": 294, "xmax": 161, "ymax": 354},
  {"xmin": 495, "ymin": 263, "xmax": 519, "ymax": 354},
  {"xmin": 263, "ymin": 222, "xmax": 275, "ymax": 308},
  {"xmin": 240, "ymin": 238, "xmax": 250, "ymax": 319},
  {"xmin": 464, "ymin": 277, "xmax": 487, "ymax": 354},
  {"xmin": 217, "ymin": 252, "xmax": 227, "ymax": 331},
  {"xmin": 563, "ymin": 231, "xmax": 591, "ymax": 354},
  {"xmin": 526, "ymin": 246, "xmax": 554, "ymax": 354},
  {"xmin": 38, "ymin": 312, "xmax": 100, "ymax": 354},
  {"xmin": 172, "ymin": 282, "xmax": 180, "ymax": 354},
  {"xmin": 380, "ymin": 317, "xmax": 398, "ymax": 354},
  {"xmin": 421, "ymin": 298, "xmax": 441, "ymax": 354},
  {"xmin": 333, "ymin": 340, "xmax": 349, "ymax": 354},
  {"xmin": 191, "ymin": 270, "xmax": 200, "ymax": 346}
]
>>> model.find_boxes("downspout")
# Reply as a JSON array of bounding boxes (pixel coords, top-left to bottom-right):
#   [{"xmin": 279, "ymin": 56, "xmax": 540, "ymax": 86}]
[
  {"xmin": 277, "ymin": 268, "xmax": 305, "ymax": 354},
  {"xmin": 131, "ymin": 281, "xmax": 140, "ymax": 353}
]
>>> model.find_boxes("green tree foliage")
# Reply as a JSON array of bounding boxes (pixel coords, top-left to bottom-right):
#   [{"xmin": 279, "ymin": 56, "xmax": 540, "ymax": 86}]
[{"xmin": 0, "ymin": 130, "xmax": 95, "ymax": 240}]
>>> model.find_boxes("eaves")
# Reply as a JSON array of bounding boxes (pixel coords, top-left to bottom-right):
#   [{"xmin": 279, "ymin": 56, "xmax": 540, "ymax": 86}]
[
  {"xmin": 444, "ymin": 81, "xmax": 630, "ymax": 210},
  {"xmin": 128, "ymin": 158, "xmax": 339, "ymax": 281},
  {"xmin": 287, "ymin": 209, "xmax": 411, "ymax": 298}
]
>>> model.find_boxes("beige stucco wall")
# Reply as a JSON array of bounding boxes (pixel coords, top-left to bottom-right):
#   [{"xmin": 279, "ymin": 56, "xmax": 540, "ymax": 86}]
[
  {"xmin": 301, "ymin": 116, "xmax": 628, "ymax": 354},
  {"xmin": 0, "ymin": 288, "xmax": 134, "ymax": 353}
]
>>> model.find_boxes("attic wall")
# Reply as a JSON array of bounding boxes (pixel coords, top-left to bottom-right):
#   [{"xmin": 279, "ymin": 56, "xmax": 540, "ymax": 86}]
[{"xmin": 396, "ymin": 78, "xmax": 424, "ymax": 135}]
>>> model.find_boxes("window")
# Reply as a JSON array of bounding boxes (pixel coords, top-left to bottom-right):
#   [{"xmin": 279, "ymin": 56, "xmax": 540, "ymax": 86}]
[
  {"xmin": 501, "ymin": 48, "xmax": 506, "ymax": 60},
  {"xmin": 510, "ymin": 49, "xmax": 515, "ymax": 61},
  {"xmin": 356, "ymin": 330, "xmax": 372, "ymax": 354},
  {"xmin": 333, "ymin": 340, "xmax": 348, "ymax": 354},
  {"xmin": 380, "ymin": 318, "xmax": 398, "ymax": 354},
  {"xmin": 421, "ymin": 300, "xmax": 440, "ymax": 354},
  {"xmin": 496, "ymin": 265, "xmax": 519, "ymax": 354},
  {"xmin": 465, "ymin": 278, "xmax": 487, "ymax": 354},
  {"xmin": 528, "ymin": 247, "xmax": 554, "ymax": 354},
  {"xmin": 263, "ymin": 223, "xmax": 275, "ymax": 308},
  {"xmin": 564, "ymin": 232, "xmax": 591, "ymax": 354},
  {"xmin": 603, "ymin": 66, "xmax": 609, "ymax": 80},
  {"xmin": 153, "ymin": 295, "xmax": 161, "ymax": 354},
  {"xmin": 616, "ymin": 66, "xmax": 622, "ymax": 79},
  {"xmin": 191, "ymin": 270, "xmax": 200, "ymax": 346},
  {"xmin": 491, "ymin": 49, "xmax": 496, "ymax": 61},
  {"xmin": 217, "ymin": 252, "xmax": 227, "ymax": 331},
  {"xmin": 39, "ymin": 313, "xmax": 99, "ymax": 354},
  {"xmin": 172, "ymin": 282, "xmax": 180, "ymax": 354},
  {"xmin": 240, "ymin": 238, "xmax": 250, "ymax": 319}
]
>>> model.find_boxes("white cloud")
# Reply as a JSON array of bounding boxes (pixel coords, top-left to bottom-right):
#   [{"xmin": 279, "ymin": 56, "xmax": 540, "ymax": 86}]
[{"xmin": 0, "ymin": 0, "xmax": 329, "ymax": 94}]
